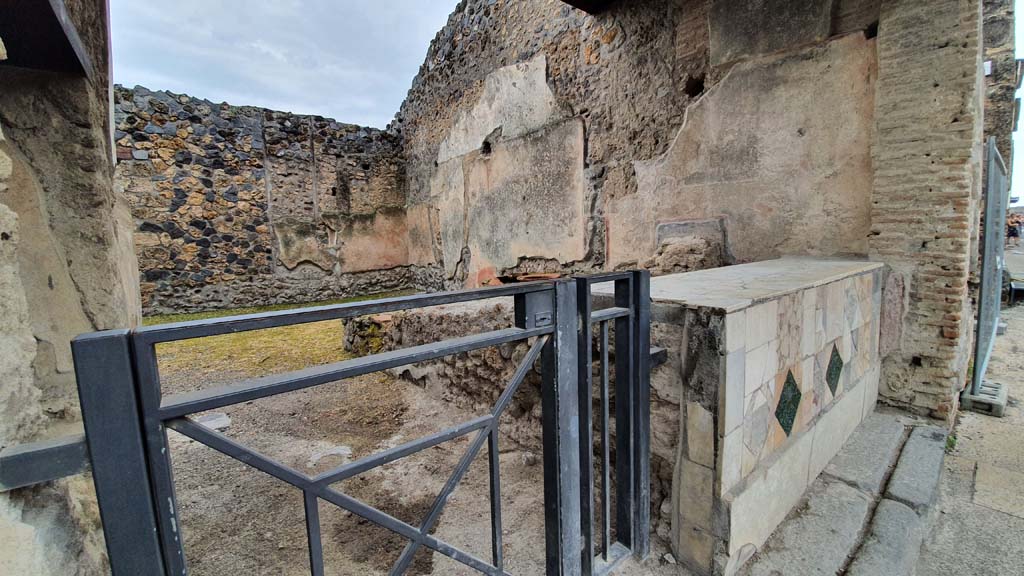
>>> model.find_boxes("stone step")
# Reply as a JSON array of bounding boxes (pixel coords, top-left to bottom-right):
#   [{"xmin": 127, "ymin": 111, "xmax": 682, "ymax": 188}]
[
  {"xmin": 734, "ymin": 411, "xmax": 946, "ymax": 576},
  {"xmin": 885, "ymin": 426, "xmax": 947, "ymax": 513},
  {"xmin": 823, "ymin": 411, "xmax": 907, "ymax": 495},
  {"xmin": 846, "ymin": 499, "xmax": 924, "ymax": 576},
  {"xmin": 737, "ymin": 479, "xmax": 871, "ymax": 576}
]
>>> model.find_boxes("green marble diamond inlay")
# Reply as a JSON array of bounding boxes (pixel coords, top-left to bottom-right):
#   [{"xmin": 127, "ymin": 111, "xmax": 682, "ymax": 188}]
[
  {"xmin": 826, "ymin": 344, "xmax": 844, "ymax": 396},
  {"xmin": 775, "ymin": 370, "xmax": 802, "ymax": 437}
]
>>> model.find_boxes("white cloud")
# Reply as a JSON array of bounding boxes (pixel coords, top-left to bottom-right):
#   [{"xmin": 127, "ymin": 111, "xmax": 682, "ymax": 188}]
[{"xmin": 110, "ymin": 0, "xmax": 458, "ymax": 128}]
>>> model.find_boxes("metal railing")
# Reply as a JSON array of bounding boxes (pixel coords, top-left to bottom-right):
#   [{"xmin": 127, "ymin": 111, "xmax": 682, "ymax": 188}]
[
  {"xmin": 576, "ymin": 272, "xmax": 651, "ymax": 575},
  {"xmin": 68, "ymin": 274, "xmax": 651, "ymax": 576}
]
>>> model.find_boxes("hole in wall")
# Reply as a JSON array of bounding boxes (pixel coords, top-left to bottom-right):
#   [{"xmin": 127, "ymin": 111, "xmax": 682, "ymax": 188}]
[
  {"xmin": 911, "ymin": 356, "xmax": 923, "ymax": 367},
  {"xmin": 865, "ymin": 21, "xmax": 879, "ymax": 39},
  {"xmin": 480, "ymin": 140, "xmax": 493, "ymax": 155},
  {"xmin": 684, "ymin": 74, "xmax": 706, "ymax": 98}
]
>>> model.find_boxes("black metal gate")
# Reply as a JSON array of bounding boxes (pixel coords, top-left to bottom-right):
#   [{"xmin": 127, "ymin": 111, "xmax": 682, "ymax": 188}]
[{"xmin": 70, "ymin": 274, "xmax": 651, "ymax": 576}]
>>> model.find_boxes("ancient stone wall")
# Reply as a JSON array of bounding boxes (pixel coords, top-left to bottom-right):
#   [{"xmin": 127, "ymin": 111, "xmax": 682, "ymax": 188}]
[
  {"xmin": 983, "ymin": 0, "xmax": 1016, "ymax": 170},
  {"xmin": 869, "ymin": 0, "xmax": 985, "ymax": 421},
  {"xmin": 394, "ymin": 0, "xmax": 881, "ymax": 288},
  {"xmin": 0, "ymin": 1, "xmax": 135, "ymax": 573},
  {"xmin": 115, "ymin": 86, "xmax": 441, "ymax": 314}
]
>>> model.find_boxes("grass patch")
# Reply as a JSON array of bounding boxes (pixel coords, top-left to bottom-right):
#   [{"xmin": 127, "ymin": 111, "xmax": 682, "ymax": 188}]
[
  {"xmin": 149, "ymin": 292, "xmax": 411, "ymax": 379},
  {"xmin": 143, "ymin": 291, "xmax": 412, "ymax": 326}
]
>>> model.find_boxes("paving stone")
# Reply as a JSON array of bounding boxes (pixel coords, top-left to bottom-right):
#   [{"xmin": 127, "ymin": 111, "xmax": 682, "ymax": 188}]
[
  {"xmin": 885, "ymin": 425, "xmax": 947, "ymax": 512},
  {"xmin": 846, "ymin": 499, "xmax": 922, "ymax": 576},
  {"xmin": 738, "ymin": 479, "xmax": 871, "ymax": 576},
  {"xmin": 973, "ymin": 463, "xmax": 1024, "ymax": 519},
  {"xmin": 824, "ymin": 411, "xmax": 906, "ymax": 494}
]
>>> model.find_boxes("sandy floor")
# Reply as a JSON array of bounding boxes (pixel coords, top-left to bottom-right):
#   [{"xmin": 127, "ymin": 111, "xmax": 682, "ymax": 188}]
[
  {"xmin": 916, "ymin": 302, "xmax": 1024, "ymax": 576},
  {"xmin": 161, "ymin": 360, "xmax": 556, "ymax": 575}
]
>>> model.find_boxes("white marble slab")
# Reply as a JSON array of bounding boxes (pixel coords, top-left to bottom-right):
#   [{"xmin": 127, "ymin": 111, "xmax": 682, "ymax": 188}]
[{"xmin": 594, "ymin": 258, "xmax": 883, "ymax": 313}]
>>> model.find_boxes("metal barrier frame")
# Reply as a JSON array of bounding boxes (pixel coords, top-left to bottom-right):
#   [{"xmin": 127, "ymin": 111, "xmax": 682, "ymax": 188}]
[
  {"xmin": 575, "ymin": 271, "xmax": 651, "ymax": 575},
  {"xmin": 70, "ymin": 274, "xmax": 651, "ymax": 576}
]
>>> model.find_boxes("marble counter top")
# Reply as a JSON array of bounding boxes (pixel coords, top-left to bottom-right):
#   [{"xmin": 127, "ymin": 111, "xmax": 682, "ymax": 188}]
[{"xmin": 594, "ymin": 258, "xmax": 883, "ymax": 312}]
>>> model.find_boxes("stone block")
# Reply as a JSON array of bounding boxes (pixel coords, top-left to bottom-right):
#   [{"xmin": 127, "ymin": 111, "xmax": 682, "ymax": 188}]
[
  {"xmin": 800, "ymin": 296, "xmax": 816, "ymax": 357},
  {"xmin": 885, "ymin": 426, "xmax": 947, "ymax": 512},
  {"xmin": 727, "ymin": 427, "xmax": 813, "ymax": 557},
  {"xmin": 740, "ymin": 480, "xmax": 871, "ymax": 576},
  {"xmin": 824, "ymin": 412, "xmax": 905, "ymax": 495},
  {"xmin": 825, "ymin": 281, "xmax": 845, "ymax": 343},
  {"xmin": 676, "ymin": 521, "xmax": 715, "ymax": 575},
  {"xmin": 777, "ymin": 293, "xmax": 802, "ymax": 367},
  {"xmin": 808, "ymin": 380, "xmax": 866, "ymax": 483},
  {"xmin": 678, "ymin": 458, "xmax": 714, "ymax": 530},
  {"xmin": 862, "ymin": 365, "xmax": 880, "ymax": 418},
  {"xmin": 845, "ymin": 499, "xmax": 923, "ymax": 576},
  {"xmin": 709, "ymin": 0, "xmax": 832, "ymax": 66},
  {"xmin": 721, "ymin": 350, "xmax": 746, "ymax": 436},
  {"xmin": 746, "ymin": 301, "xmax": 778, "ymax": 350},
  {"xmin": 744, "ymin": 340, "xmax": 778, "ymax": 397},
  {"xmin": 720, "ymin": 428, "xmax": 744, "ymax": 496},
  {"xmin": 973, "ymin": 463, "xmax": 1024, "ymax": 519},
  {"xmin": 687, "ymin": 402, "xmax": 716, "ymax": 468},
  {"xmin": 726, "ymin": 310, "xmax": 746, "ymax": 353}
]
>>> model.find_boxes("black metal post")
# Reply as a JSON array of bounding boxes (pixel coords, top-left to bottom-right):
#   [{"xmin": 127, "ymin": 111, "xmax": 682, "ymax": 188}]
[
  {"xmin": 576, "ymin": 277, "xmax": 595, "ymax": 574},
  {"xmin": 71, "ymin": 330, "xmax": 166, "ymax": 576},
  {"xmin": 131, "ymin": 335, "xmax": 189, "ymax": 575},
  {"xmin": 530, "ymin": 280, "xmax": 583, "ymax": 576},
  {"xmin": 632, "ymin": 270, "xmax": 651, "ymax": 559},
  {"xmin": 613, "ymin": 277, "xmax": 635, "ymax": 549}
]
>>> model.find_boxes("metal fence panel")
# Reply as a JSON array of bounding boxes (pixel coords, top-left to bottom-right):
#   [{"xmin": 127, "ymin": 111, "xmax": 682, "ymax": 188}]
[
  {"xmin": 72, "ymin": 275, "xmax": 651, "ymax": 576},
  {"xmin": 972, "ymin": 137, "xmax": 1009, "ymax": 394}
]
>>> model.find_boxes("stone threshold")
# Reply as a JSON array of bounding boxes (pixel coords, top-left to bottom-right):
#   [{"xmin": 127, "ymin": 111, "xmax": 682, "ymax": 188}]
[{"xmin": 735, "ymin": 409, "xmax": 947, "ymax": 576}]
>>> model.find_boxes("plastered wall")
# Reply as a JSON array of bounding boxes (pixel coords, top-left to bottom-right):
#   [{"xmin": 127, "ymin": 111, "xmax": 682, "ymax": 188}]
[{"xmin": 115, "ymin": 86, "xmax": 441, "ymax": 314}]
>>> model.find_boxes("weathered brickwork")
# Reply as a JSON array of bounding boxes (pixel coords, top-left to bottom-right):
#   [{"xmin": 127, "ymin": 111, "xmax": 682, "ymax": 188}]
[
  {"xmin": 984, "ymin": 0, "xmax": 1016, "ymax": 172},
  {"xmin": 115, "ymin": 86, "xmax": 441, "ymax": 314},
  {"xmin": 869, "ymin": 0, "xmax": 985, "ymax": 421}
]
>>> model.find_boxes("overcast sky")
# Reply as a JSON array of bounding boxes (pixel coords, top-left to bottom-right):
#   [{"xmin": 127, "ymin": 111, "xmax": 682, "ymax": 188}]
[
  {"xmin": 112, "ymin": 1, "xmax": 1024, "ymax": 200},
  {"xmin": 109, "ymin": 1, "xmax": 459, "ymax": 129}
]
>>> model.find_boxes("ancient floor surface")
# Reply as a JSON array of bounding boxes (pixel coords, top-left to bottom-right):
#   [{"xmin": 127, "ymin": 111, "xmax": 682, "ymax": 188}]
[{"xmin": 916, "ymin": 289, "xmax": 1024, "ymax": 576}]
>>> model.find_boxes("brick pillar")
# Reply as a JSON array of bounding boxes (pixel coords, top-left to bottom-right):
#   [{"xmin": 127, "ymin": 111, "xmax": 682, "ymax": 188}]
[{"xmin": 869, "ymin": 0, "xmax": 984, "ymax": 422}]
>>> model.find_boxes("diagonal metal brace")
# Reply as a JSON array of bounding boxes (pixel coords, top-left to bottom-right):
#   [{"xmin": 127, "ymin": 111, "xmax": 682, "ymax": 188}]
[
  {"xmin": 167, "ymin": 335, "xmax": 547, "ymax": 576},
  {"xmin": 390, "ymin": 335, "xmax": 548, "ymax": 574}
]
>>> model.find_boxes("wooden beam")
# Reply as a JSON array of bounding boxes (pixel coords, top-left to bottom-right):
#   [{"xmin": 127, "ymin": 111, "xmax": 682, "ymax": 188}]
[
  {"xmin": 561, "ymin": 0, "xmax": 616, "ymax": 14},
  {"xmin": 0, "ymin": 0, "xmax": 94, "ymax": 80}
]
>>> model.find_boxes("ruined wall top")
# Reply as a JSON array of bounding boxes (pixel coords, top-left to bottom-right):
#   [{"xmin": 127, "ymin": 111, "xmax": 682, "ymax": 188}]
[{"xmin": 115, "ymin": 85, "xmax": 438, "ymax": 314}]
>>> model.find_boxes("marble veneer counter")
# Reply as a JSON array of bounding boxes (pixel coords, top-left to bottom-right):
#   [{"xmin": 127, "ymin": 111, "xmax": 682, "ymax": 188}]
[
  {"xmin": 597, "ymin": 258, "xmax": 884, "ymax": 576},
  {"xmin": 617, "ymin": 257, "xmax": 883, "ymax": 312}
]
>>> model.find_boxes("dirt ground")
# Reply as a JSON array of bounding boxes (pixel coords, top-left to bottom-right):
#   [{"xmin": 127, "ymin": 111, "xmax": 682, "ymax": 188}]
[{"xmin": 156, "ymin": 317, "xmax": 552, "ymax": 575}]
